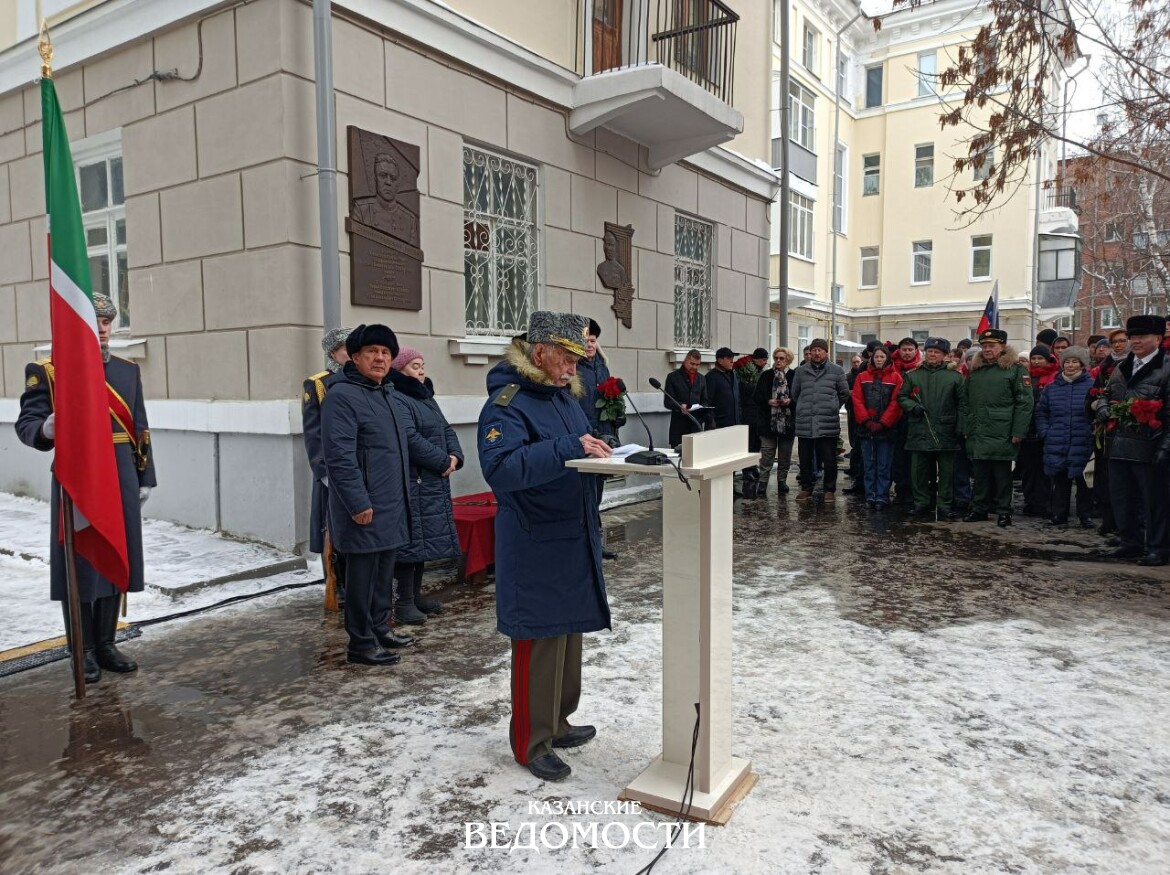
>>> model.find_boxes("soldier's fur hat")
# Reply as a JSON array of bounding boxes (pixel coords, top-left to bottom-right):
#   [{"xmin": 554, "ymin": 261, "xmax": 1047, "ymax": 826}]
[
  {"xmin": 92, "ymin": 293, "xmax": 117, "ymax": 320},
  {"xmin": 527, "ymin": 311, "xmax": 589, "ymax": 357},
  {"xmin": 321, "ymin": 326, "xmax": 352, "ymax": 354}
]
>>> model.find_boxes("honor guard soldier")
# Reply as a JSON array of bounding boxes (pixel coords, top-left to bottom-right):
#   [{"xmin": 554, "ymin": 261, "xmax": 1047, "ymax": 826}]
[
  {"xmin": 15, "ymin": 293, "xmax": 156, "ymax": 684},
  {"xmin": 477, "ymin": 311, "xmax": 613, "ymax": 782},
  {"xmin": 302, "ymin": 327, "xmax": 351, "ymax": 609}
]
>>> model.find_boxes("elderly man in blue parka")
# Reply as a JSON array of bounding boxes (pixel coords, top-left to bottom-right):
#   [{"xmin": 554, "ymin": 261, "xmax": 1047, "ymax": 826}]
[
  {"xmin": 322, "ymin": 324, "xmax": 413, "ymax": 666},
  {"xmin": 478, "ymin": 311, "xmax": 614, "ymax": 782}
]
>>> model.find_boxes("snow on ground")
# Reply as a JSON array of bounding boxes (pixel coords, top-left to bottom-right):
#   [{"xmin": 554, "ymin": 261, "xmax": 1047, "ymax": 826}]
[{"xmin": 0, "ymin": 492, "xmax": 309, "ymax": 652}]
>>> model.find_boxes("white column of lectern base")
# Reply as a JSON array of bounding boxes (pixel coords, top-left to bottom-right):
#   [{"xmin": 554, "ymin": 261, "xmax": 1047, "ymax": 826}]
[{"xmin": 568, "ymin": 425, "xmax": 759, "ymax": 824}]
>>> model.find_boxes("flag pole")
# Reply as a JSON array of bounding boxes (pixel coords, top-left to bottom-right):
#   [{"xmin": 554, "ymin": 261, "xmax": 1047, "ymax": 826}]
[
  {"xmin": 61, "ymin": 489, "xmax": 87, "ymax": 699},
  {"xmin": 40, "ymin": 24, "xmax": 85, "ymax": 700}
]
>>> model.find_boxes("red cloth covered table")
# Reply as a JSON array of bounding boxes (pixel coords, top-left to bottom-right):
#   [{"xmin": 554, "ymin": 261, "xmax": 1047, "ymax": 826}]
[{"xmin": 452, "ymin": 490, "xmax": 497, "ymax": 581}]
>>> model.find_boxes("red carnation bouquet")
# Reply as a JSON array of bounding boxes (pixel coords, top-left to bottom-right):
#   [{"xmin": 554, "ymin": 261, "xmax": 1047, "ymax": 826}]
[
  {"xmin": 1106, "ymin": 397, "xmax": 1164, "ymax": 434},
  {"xmin": 733, "ymin": 355, "xmax": 759, "ymax": 386},
  {"xmin": 595, "ymin": 376, "xmax": 627, "ymax": 423}
]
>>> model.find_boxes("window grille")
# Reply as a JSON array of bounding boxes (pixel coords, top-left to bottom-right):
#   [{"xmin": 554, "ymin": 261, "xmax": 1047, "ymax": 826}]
[{"xmin": 674, "ymin": 215, "xmax": 714, "ymax": 348}]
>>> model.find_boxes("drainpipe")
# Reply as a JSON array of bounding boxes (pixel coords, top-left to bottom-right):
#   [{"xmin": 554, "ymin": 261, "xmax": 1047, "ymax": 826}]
[
  {"xmin": 313, "ymin": 0, "xmax": 341, "ymax": 334},
  {"xmin": 777, "ymin": 0, "xmax": 790, "ymax": 349},
  {"xmin": 829, "ymin": 8, "xmax": 862, "ymax": 359}
]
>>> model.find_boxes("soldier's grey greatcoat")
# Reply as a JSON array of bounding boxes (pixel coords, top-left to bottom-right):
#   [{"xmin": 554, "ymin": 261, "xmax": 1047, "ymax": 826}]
[{"xmin": 15, "ymin": 356, "xmax": 157, "ymax": 602}]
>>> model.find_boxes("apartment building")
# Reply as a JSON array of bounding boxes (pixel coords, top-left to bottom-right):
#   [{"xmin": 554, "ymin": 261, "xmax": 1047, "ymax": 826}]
[
  {"xmin": 769, "ymin": 0, "xmax": 1081, "ymax": 360},
  {"xmin": 0, "ymin": 0, "xmax": 777, "ymax": 550}
]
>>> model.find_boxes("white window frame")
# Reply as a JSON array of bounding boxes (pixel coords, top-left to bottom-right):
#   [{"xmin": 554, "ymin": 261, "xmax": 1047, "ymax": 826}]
[
  {"xmin": 833, "ymin": 143, "xmax": 847, "ymax": 234},
  {"xmin": 970, "ymin": 234, "xmax": 993, "ymax": 281},
  {"xmin": 673, "ymin": 214, "xmax": 715, "ymax": 349},
  {"xmin": 837, "ymin": 51, "xmax": 851, "ymax": 99},
  {"xmin": 1099, "ymin": 307, "xmax": 1121, "ymax": 330},
  {"xmin": 860, "ymin": 246, "xmax": 880, "ymax": 288},
  {"xmin": 73, "ymin": 129, "xmax": 128, "ymax": 332},
  {"xmin": 912, "ymin": 329, "xmax": 930, "ymax": 344},
  {"xmin": 917, "ymin": 50, "xmax": 937, "ymax": 98},
  {"xmin": 802, "ymin": 23, "xmax": 819, "ymax": 75},
  {"xmin": 798, "ymin": 324, "xmax": 810, "ymax": 358},
  {"xmin": 973, "ymin": 145, "xmax": 994, "ymax": 181},
  {"xmin": 914, "ymin": 144, "xmax": 934, "ymax": 188},
  {"xmin": 789, "ymin": 80, "xmax": 816, "ymax": 152},
  {"xmin": 865, "ymin": 64, "xmax": 883, "ymax": 108},
  {"xmin": 862, "ymin": 153, "xmax": 880, "ymax": 196},
  {"xmin": 788, "ymin": 192, "xmax": 814, "ymax": 260},
  {"xmin": 912, "ymin": 240, "xmax": 933, "ymax": 285},
  {"xmin": 462, "ymin": 144, "xmax": 541, "ymax": 338}
]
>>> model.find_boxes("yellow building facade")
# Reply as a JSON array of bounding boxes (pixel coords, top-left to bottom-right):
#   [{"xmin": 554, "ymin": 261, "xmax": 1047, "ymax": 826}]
[{"xmin": 771, "ymin": 0, "xmax": 1077, "ymax": 359}]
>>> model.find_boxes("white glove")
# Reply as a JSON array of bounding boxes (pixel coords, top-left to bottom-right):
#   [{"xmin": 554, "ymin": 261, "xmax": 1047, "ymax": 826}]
[
  {"xmin": 139, "ymin": 486, "xmax": 152, "ymax": 506},
  {"xmin": 42, "ymin": 413, "xmax": 55, "ymax": 440}
]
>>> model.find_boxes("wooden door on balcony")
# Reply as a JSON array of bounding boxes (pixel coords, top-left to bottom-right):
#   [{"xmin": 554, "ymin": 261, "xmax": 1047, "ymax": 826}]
[{"xmin": 592, "ymin": 0, "xmax": 624, "ymax": 73}]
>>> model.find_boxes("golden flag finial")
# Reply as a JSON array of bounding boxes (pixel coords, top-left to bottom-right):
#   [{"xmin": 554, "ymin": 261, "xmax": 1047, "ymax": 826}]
[{"xmin": 38, "ymin": 20, "xmax": 53, "ymax": 79}]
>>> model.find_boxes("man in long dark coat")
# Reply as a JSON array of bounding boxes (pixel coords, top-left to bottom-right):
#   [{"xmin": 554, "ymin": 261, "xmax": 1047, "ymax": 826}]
[
  {"xmin": 478, "ymin": 312, "xmax": 613, "ymax": 782},
  {"xmin": 15, "ymin": 293, "xmax": 156, "ymax": 684}
]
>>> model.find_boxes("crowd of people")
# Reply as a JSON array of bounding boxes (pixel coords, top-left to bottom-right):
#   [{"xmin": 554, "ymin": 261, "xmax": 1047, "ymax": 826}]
[{"xmin": 658, "ymin": 317, "xmax": 1170, "ymax": 567}]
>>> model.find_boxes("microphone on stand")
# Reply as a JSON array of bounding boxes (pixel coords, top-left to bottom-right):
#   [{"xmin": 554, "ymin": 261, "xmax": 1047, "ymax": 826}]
[
  {"xmin": 648, "ymin": 377, "xmax": 706, "ymax": 435},
  {"xmin": 615, "ymin": 378, "xmax": 667, "ymax": 466}
]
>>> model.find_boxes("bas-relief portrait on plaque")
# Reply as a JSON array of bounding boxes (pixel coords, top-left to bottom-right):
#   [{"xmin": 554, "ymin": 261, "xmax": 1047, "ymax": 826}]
[
  {"xmin": 345, "ymin": 126, "xmax": 424, "ymax": 311},
  {"xmin": 596, "ymin": 222, "xmax": 635, "ymax": 329}
]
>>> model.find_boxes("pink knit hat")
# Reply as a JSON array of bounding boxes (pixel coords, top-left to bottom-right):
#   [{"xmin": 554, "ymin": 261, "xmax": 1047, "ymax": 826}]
[{"xmin": 392, "ymin": 346, "xmax": 424, "ymax": 371}]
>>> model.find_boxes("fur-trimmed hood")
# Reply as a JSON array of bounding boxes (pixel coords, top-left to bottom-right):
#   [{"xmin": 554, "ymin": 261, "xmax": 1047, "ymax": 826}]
[
  {"xmin": 969, "ymin": 345, "xmax": 1020, "ymax": 371},
  {"xmin": 493, "ymin": 337, "xmax": 585, "ymax": 398}
]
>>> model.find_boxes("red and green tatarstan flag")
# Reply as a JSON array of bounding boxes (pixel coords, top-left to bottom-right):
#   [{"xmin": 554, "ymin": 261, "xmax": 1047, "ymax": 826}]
[{"xmin": 42, "ymin": 74, "xmax": 129, "ymax": 591}]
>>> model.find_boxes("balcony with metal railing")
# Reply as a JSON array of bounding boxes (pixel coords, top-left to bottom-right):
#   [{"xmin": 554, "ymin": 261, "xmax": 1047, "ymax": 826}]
[
  {"xmin": 1039, "ymin": 180, "xmax": 1079, "ymax": 238},
  {"xmin": 569, "ymin": 0, "xmax": 744, "ymax": 168}
]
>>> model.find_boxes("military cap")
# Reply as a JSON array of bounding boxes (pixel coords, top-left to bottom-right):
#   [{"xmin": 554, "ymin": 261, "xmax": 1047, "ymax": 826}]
[
  {"xmin": 924, "ymin": 336, "xmax": 951, "ymax": 354},
  {"xmin": 527, "ymin": 311, "xmax": 589, "ymax": 357},
  {"xmin": 92, "ymin": 293, "xmax": 117, "ymax": 320},
  {"xmin": 1126, "ymin": 313, "xmax": 1167, "ymax": 337},
  {"xmin": 345, "ymin": 323, "xmax": 399, "ymax": 357},
  {"xmin": 978, "ymin": 328, "xmax": 1009, "ymax": 344},
  {"xmin": 321, "ymin": 326, "xmax": 352, "ymax": 354}
]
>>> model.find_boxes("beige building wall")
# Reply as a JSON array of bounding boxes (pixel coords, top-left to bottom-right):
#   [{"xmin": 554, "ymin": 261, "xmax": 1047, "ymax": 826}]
[{"xmin": 442, "ymin": 0, "xmax": 578, "ymax": 70}]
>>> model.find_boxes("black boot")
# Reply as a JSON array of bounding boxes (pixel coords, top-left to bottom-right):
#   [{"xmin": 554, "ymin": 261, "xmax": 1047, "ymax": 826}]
[
  {"xmin": 742, "ymin": 481, "xmax": 758, "ymax": 500},
  {"xmin": 61, "ymin": 602, "xmax": 100, "ymax": 684},
  {"xmin": 997, "ymin": 513, "xmax": 1013, "ymax": 528},
  {"xmin": 94, "ymin": 595, "xmax": 137, "ymax": 672},
  {"xmin": 414, "ymin": 573, "xmax": 443, "ymax": 616},
  {"xmin": 394, "ymin": 579, "xmax": 427, "ymax": 625}
]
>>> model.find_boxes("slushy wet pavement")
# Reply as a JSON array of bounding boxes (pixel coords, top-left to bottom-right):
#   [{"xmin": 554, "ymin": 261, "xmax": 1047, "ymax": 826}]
[{"xmin": 1, "ymin": 495, "xmax": 1168, "ymax": 873}]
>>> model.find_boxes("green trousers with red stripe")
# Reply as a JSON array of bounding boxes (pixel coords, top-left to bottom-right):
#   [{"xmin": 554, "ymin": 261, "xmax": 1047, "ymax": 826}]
[{"xmin": 509, "ymin": 633, "xmax": 582, "ymax": 764}]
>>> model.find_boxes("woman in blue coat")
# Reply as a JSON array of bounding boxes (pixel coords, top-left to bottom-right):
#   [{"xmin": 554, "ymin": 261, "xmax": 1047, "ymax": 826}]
[
  {"xmin": 1036, "ymin": 346, "xmax": 1096, "ymax": 527},
  {"xmin": 388, "ymin": 346, "xmax": 464, "ymax": 624}
]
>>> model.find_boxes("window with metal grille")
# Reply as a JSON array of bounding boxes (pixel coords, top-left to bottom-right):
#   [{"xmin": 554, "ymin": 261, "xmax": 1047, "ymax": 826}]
[
  {"xmin": 789, "ymin": 80, "xmax": 816, "ymax": 151},
  {"xmin": 860, "ymin": 246, "xmax": 879, "ymax": 287},
  {"xmin": 912, "ymin": 240, "xmax": 933, "ymax": 284},
  {"xmin": 75, "ymin": 134, "xmax": 128, "ymax": 331},
  {"xmin": 971, "ymin": 234, "xmax": 992, "ymax": 279},
  {"xmin": 863, "ymin": 153, "xmax": 880, "ymax": 196},
  {"xmin": 463, "ymin": 146, "xmax": 540, "ymax": 337},
  {"xmin": 674, "ymin": 215, "xmax": 714, "ymax": 349},
  {"xmin": 914, "ymin": 144, "xmax": 934, "ymax": 188},
  {"xmin": 788, "ymin": 192, "xmax": 813, "ymax": 259}
]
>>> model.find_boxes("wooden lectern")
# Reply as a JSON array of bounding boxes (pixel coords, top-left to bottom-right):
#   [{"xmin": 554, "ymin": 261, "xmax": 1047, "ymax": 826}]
[{"xmin": 568, "ymin": 425, "xmax": 759, "ymax": 823}]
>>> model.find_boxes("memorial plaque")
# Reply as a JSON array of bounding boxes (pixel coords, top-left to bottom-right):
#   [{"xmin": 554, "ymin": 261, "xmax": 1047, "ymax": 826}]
[
  {"xmin": 597, "ymin": 222, "xmax": 635, "ymax": 328},
  {"xmin": 347, "ymin": 126, "xmax": 424, "ymax": 310}
]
